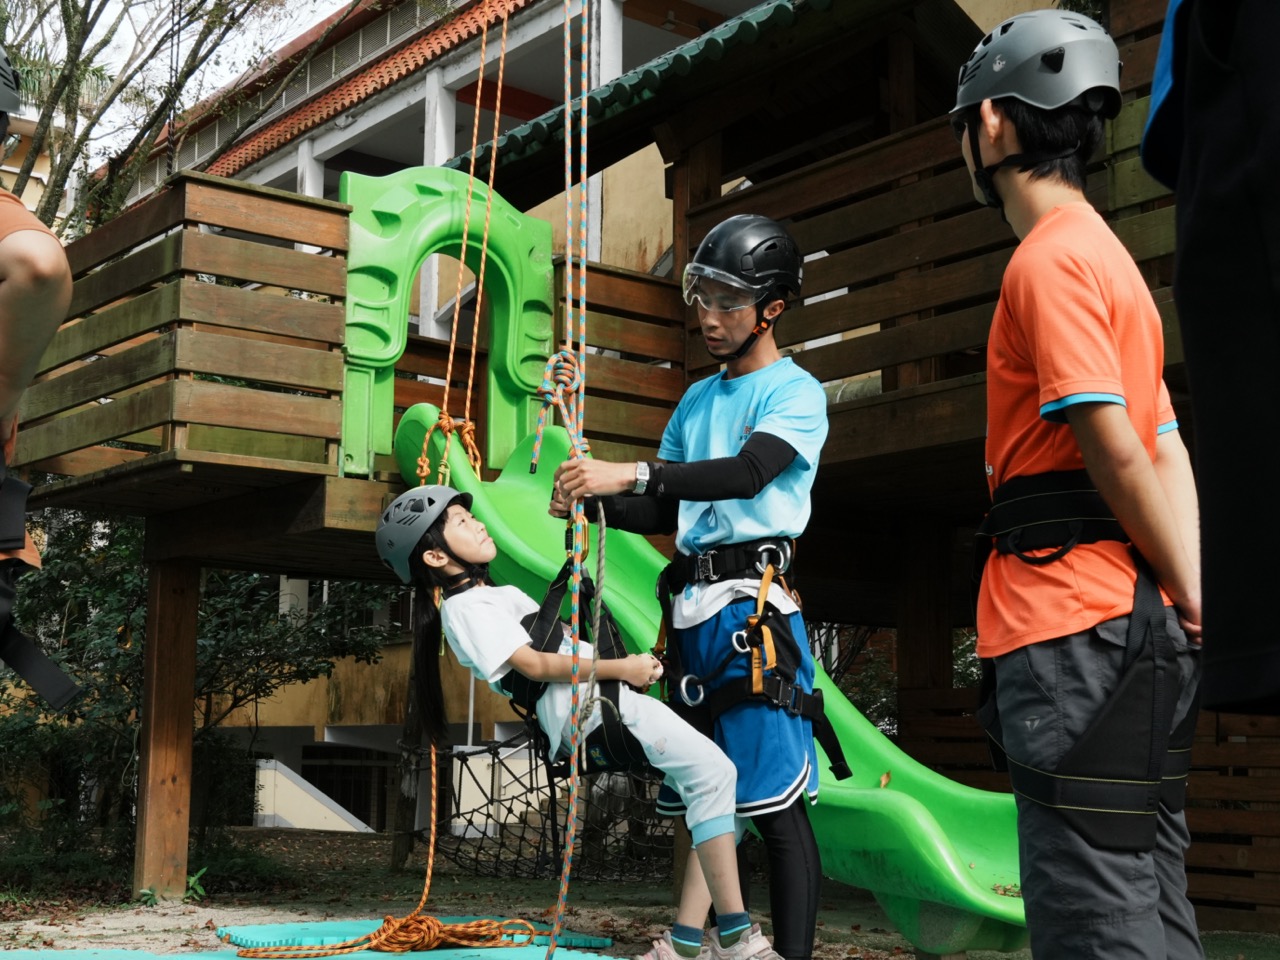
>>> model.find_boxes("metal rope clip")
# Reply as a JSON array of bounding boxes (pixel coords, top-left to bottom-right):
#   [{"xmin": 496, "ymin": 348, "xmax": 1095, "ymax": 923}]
[
  {"xmin": 731, "ymin": 629, "xmax": 753, "ymax": 654},
  {"xmin": 679, "ymin": 674, "xmax": 706, "ymax": 706},
  {"xmin": 754, "ymin": 540, "xmax": 792, "ymax": 575}
]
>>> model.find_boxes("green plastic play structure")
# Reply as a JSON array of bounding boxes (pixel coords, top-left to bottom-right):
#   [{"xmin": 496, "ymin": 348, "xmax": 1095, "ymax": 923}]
[
  {"xmin": 347, "ymin": 167, "xmax": 1028, "ymax": 956},
  {"xmin": 340, "ymin": 167, "xmax": 557, "ymax": 476}
]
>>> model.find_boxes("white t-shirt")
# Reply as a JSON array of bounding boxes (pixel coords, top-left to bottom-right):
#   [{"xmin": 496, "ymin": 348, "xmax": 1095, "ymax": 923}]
[{"xmin": 440, "ymin": 584, "xmax": 598, "ymax": 759}]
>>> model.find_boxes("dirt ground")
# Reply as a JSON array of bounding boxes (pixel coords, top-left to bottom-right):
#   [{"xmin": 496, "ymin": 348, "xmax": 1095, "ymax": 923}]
[{"xmin": 0, "ymin": 829, "xmax": 1277, "ymax": 959}]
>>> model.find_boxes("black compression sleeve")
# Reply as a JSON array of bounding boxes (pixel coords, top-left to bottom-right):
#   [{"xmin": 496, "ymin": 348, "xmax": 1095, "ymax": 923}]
[
  {"xmin": 651, "ymin": 431, "xmax": 797, "ymax": 500},
  {"xmin": 583, "ymin": 494, "xmax": 679, "ymax": 535}
]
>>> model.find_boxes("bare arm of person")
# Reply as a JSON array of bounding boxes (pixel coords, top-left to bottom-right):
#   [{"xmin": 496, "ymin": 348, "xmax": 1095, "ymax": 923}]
[
  {"xmin": 1066, "ymin": 402, "xmax": 1202, "ymax": 636},
  {"xmin": 506, "ymin": 644, "xmax": 663, "ymax": 688},
  {"xmin": 0, "ymin": 229, "xmax": 71, "ymax": 423}
]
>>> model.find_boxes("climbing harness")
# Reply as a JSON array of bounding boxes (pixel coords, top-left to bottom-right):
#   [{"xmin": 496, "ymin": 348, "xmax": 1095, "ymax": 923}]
[
  {"xmin": 0, "ymin": 445, "xmax": 81, "ymax": 711},
  {"xmin": 662, "ymin": 537, "xmax": 794, "ymax": 591},
  {"xmin": 655, "ymin": 554, "xmax": 851, "ymax": 781},
  {"xmin": 973, "ymin": 469, "xmax": 1196, "ymax": 851},
  {"xmin": 505, "ymin": 555, "xmax": 650, "ymax": 777}
]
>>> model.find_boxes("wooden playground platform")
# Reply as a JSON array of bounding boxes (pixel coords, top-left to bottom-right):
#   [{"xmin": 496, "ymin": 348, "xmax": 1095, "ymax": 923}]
[{"xmin": 11, "ymin": 0, "xmax": 1277, "ymax": 934}]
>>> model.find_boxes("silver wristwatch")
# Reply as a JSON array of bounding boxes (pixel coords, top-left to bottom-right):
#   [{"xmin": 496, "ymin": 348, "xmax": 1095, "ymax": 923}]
[{"xmin": 632, "ymin": 461, "xmax": 650, "ymax": 495}]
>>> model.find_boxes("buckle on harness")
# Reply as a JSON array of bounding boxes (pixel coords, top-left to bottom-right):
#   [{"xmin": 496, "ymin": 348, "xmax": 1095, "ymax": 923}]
[
  {"xmin": 775, "ymin": 679, "xmax": 802, "ymax": 715},
  {"xmin": 695, "ymin": 552, "xmax": 720, "ymax": 583},
  {"xmin": 755, "ymin": 540, "xmax": 792, "ymax": 575},
  {"xmin": 679, "ymin": 674, "xmax": 705, "ymax": 707},
  {"xmin": 731, "ymin": 630, "xmax": 752, "ymax": 654}
]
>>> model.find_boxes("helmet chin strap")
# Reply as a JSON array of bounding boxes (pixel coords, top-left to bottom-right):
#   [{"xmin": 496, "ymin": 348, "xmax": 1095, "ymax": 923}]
[
  {"xmin": 707, "ymin": 303, "xmax": 778, "ymax": 362},
  {"xmin": 967, "ymin": 123, "xmax": 1082, "ymax": 212}
]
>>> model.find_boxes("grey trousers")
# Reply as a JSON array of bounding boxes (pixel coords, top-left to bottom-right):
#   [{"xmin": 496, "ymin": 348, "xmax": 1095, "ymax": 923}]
[{"xmin": 993, "ymin": 607, "xmax": 1204, "ymax": 960}]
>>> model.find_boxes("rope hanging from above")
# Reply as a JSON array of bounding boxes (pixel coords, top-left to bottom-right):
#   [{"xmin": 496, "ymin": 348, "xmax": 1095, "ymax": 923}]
[
  {"xmin": 530, "ymin": 0, "xmax": 594, "ymax": 954},
  {"xmin": 418, "ymin": 0, "xmax": 514, "ymax": 488}
]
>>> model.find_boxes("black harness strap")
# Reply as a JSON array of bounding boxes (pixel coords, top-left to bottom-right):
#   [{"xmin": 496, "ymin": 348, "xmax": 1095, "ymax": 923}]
[
  {"xmin": 977, "ymin": 469, "xmax": 1126, "ymax": 564},
  {"xmin": 503, "ymin": 558, "xmax": 648, "ymax": 776},
  {"xmin": 0, "ymin": 450, "xmax": 81, "ymax": 712},
  {"xmin": 657, "ymin": 552, "xmax": 852, "ymax": 782},
  {"xmin": 975, "ymin": 470, "xmax": 1186, "ymax": 851},
  {"xmin": 663, "ymin": 538, "xmax": 793, "ymax": 592}
]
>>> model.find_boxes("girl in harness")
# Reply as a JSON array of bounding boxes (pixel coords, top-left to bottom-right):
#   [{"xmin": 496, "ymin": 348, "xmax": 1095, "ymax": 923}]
[{"xmin": 376, "ymin": 485, "xmax": 785, "ymax": 960}]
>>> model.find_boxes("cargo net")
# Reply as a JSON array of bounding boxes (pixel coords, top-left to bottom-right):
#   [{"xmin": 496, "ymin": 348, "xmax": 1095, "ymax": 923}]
[
  {"xmin": 431, "ymin": 731, "xmax": 675, "ymax": 882},
  {"xmin": 429, "ymin": 626, "xmax": 866, "ymax": 882}
]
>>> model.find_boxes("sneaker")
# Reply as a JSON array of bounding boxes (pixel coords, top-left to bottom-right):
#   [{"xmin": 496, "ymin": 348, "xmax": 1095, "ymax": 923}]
[
  {"xmin": 636, "ymin": 931, "xmax": 710, "ymax": 960},
  {"xmin": 708, "ymin": 924, "xmax": 783, "ymax": 960}
]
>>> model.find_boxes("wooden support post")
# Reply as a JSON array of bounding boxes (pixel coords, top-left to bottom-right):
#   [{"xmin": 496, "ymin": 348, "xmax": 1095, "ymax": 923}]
[
  {"xmin": 133, "ymin": 558, "xmax": 200, "ymax": 899},
  {"xmin": 896, "ymin": 520, "xmax": 954, "ymax": 704},
  {"xmin": 669, "ymin": 133, "xmax": 722, "ymax": 283}
]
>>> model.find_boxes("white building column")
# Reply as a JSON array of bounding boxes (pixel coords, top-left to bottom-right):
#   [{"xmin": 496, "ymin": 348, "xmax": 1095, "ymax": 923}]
[
  {"xmin": 586, "ymin": 0, "xmax": 624, "ymax": 262},
  {"xmin": 295, "ymin": 138, "xmax": 325, "ymax": 255},
  {"xmin": 420, "ymin": 69, "xmax": 459, "ymax": 338},
  {"xmin": 296, "ymin": 137, "xmax": 324, "ymax": 198}
]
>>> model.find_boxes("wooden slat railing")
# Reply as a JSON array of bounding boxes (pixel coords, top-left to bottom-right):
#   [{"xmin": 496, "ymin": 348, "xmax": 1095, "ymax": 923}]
[
  {"xmin": 14, "ymin": 173, "xmax": 351, "ymax": 512},
  {"xmin": 554, "ymin": 261, "xmax": 685, "ymax": 464}
]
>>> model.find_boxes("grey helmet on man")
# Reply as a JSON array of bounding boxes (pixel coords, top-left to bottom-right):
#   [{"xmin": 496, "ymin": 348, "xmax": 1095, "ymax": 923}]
[
  {"xmin": 0, "ymin": 47, "xmax": 21, "ymax": 117},
  {"xmin": 952, "ymin": 9, "xmax": 1122, "ymax": 209},
  {"xmin": 682, "ymin": 214, "xmax": 803, "ymax": 361},
  {"xmin": 376, "ymin": 485, "xmax": 472, "ymax": 584}
]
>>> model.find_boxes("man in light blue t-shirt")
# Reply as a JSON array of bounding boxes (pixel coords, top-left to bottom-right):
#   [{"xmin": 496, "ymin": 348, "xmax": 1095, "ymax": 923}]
[{"xmin": 553, "ymin": 215, "xmax": 838, "ymax": 960}]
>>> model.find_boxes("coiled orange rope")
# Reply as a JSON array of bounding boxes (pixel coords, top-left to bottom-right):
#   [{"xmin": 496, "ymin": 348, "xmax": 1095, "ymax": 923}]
[{"xmin": 235, "ymin": 744, "xmax": 536, "ymax": 958}]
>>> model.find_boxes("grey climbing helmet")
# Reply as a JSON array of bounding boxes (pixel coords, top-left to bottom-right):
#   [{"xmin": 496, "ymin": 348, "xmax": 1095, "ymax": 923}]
[
  {"xmin": 376, "ymin": 485, "xmax": 472, "ymax": 584},
  {"xmin": 953, "ymin": 9, "xmax": 1121, "ymax": 119},
  {"xmin": 0, "ymin": 47, "xmax": 21, "ymax": 116}
]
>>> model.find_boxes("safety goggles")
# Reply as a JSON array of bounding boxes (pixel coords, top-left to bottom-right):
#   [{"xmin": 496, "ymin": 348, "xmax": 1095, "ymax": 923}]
[{"xmin": 681, "ymin": 264, "xmax": 770, "ymax": 313}]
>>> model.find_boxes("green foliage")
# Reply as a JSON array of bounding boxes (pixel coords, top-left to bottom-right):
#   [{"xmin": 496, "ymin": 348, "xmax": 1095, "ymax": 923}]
[
  {"xmin": 1056, "ymin": 0, "xmax": 1105, "ymax": 20},
  {"xmin": 0, "ymin": 506, "xmax": 402, "ymax": 896},
  {"xmin": 183, "ymin": 867, "xmax": 207, "ymax": 903},
  {"xmin": 136, "ymin": 887, "xmax": 158, "ymax": 907}
]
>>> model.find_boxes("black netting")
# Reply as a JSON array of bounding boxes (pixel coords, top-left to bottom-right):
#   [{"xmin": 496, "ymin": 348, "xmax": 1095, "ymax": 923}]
[{"xmin": 428, "ymin": 732, "xmax": 675, "ymax": 882}]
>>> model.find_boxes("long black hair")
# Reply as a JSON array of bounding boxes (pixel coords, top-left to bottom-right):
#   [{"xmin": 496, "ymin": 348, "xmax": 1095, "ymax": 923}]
[{"xmin": 404, "ymin": 505, "xmax": 491, "ymax": 746}]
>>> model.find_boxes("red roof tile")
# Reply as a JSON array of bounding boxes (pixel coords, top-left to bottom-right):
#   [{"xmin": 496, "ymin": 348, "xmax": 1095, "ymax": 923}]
[{"xmin": 207, "ymin": 0, "xmax": 532, "ymax": 179}]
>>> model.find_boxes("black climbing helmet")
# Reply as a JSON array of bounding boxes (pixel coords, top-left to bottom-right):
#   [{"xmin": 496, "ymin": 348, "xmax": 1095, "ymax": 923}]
[
  {"xmin": 683, "ymin": 215, "xmax": 803, "ymax": 361},
  {"xmin": 376, "ymin": 485, "xmax": 473, "ymax": 584},
  {"xmin": 683, "ymin": 214, "xmax": 803, "ymax": 308}
]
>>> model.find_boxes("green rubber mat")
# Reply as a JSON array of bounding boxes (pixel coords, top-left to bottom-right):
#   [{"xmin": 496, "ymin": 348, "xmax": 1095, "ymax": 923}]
[{"xmin": 217, "ymin": 917, "xmax": 612, "ymax": 949}]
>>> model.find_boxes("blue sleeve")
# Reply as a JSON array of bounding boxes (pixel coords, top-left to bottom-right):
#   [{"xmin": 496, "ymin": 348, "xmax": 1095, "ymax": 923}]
[
  {"xmin": 1039, "ymin": 392, "xmax": 1127, "ymax": 424},
  {"xmin": 751, "ymin": 375, "xmax": 829, "ymax": 468}
]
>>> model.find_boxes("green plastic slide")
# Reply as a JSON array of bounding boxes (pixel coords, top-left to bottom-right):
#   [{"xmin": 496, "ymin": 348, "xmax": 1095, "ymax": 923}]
[{"xmin": 393, "ymin": 402, "xmax": 1026, "ymax": 956}]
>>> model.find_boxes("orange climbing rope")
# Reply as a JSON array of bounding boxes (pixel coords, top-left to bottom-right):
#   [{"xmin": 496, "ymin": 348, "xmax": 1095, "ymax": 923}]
[
  {"xmin": 235, "ymin": 9, "xmax": 538, "ymax": 957},
  {"xmin": 417, "ymin": 0, "xmax": 513, "ymax": 488},
  {"xmin": 525, "ymin": 0, "xmax": 595, "ymax": 954},
  {"xmin": 234, "ymin": 744, "xmax": 537, "ymax": 958}
]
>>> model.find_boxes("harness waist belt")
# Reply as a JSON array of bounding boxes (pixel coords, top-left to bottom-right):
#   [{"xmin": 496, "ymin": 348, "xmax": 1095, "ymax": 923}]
[
  {"xmin": 664, "ymin": 538, "xmax": 793, "ymax": 591},
  {"xmin": 977, "ymin": 469, "xmax": 1128, "ymax": 566}
]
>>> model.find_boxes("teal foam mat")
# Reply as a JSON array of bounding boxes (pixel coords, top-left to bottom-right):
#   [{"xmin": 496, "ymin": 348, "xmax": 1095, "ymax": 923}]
[
  {"xmin": 217, "ymin": 917, "xmax": 612, "ymax": 950},
  {"xmin": 0, "ymin": 948, "xmax": 607, "ymax": 960},
  {"xmin": 0, "ymin": 953, "xmax": 244, "ymax": 959}
]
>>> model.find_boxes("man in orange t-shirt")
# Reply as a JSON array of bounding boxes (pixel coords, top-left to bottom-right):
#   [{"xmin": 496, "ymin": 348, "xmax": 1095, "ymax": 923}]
[
  {"xmin": 0, "ymin": 45, "xmax": 76, "ymax": 707},
  {"xmin": 953, "ymin": 10, "xmax": 1203, "ymax": 960}
]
